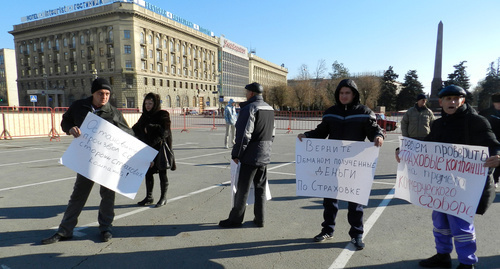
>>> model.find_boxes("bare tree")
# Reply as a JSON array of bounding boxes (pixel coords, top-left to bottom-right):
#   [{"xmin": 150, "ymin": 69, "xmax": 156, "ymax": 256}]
[
  {"xmin": 268, "ymin": 85, "xmax": 290, "ymax": 110},
  {"xmin": 356, "ymin": 76, "xmax": 381, "ymax": 110}
]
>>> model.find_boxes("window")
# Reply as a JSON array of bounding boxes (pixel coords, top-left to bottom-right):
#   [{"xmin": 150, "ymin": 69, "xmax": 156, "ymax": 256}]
[
  {"xmin": 125, "ymin": 60, "xmax": 132, "ymax": 70},
  {"xmin": 144, "ymin": 77, "xmax": 148, "ymax": 85},
  {"xmin": 152, "ymin": 78, "xmax": 156, "ymax": 86},
  {"xmin": 108, "ymin": 30, "xmax": 113, "ymax": 42},
  {"xmin": 175, "ymin": 95, "xmax": 180, "ymax": 107},
  {"xmin": 141, "ymin": 47, "xmax": 145, "ymax": 58},
  {"xmin": 126, "ymin": 75, "xmax": 133, "ymax": 85},
  {"xmin": 80, "ymin": 35, "xmax": 85, "ymax": 44},
  {"xmin": 124, "ymin": 45, "xmax": 131, "ymax": 54},
  {"xmin": 148, "ymin": 34, "xmax": 152, "ymax": 44},
  {"xmin": 126, "ymin": 97, "xmax": 135, "ymax": 108},
  {"xmin": 149, "ymin": 49, "xmax": 153, "ymax": 58},
  {"xmin": 165, "ymin": 95, "xmax": 171, "ymax": 107},
  {"xmin": 140, "ymin": 32, "xmax": 144, "ymax": 44},
  {"xmin": 124, "ymin": 30, "xmax": 131, "ymax": 39}
]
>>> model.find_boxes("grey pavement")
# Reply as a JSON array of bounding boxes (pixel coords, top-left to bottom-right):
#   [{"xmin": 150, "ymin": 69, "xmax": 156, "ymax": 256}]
[{"xmin": 0, "ymin": 129, "xmax": 499, "ymax": 269}]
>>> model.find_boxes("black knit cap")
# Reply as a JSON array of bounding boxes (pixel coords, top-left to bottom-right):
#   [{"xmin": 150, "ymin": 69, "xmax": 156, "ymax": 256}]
[
  {"xmin": 245, "ymin": 82, "xmax": 263, "ymax": 93},
  {"xmin": 417, "ymin": 94, "xmax": 427, "ymax": 100},
  {"xmin": 91, "ymin": 77, "xmax": 112, "ymax": 94},
  {"xmin": 491, "ymin": 93, "xmax": 500, "ymax": 103}
]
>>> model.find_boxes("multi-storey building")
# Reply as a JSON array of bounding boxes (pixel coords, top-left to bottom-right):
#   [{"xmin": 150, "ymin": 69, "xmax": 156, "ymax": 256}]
[
  {"xmin": 249, "ymin": 54, "xmax": 288, "ymax": 91},
  {"xmin": 10, "ymin": 1, "xmax": 219, "ymax": 111},
  {"xmin": 218, "ymin": 37, "xmax": 249, "ymax": 103},
  {"xmin": 0, "ymin": 49, "xmax": 19, "ymax": 107}
]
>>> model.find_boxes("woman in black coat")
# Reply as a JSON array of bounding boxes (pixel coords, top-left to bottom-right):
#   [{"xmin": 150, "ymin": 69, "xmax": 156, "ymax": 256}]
[{"xmin": 133, "ymin": 92, "xmax": 176, "ymax": 208}]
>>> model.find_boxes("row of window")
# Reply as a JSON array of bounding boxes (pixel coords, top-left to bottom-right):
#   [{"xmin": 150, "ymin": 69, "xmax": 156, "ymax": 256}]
[
  {"xmin": 143, "ymin": 77, "xmax": 215, "ymax": 91},
  {"xmin": 19, "ymin": 29, "xmax": 116, "ymax": 55},
  {"xmin": 126, "ymin": 95, "xmax": 216, "ymax": 109}
]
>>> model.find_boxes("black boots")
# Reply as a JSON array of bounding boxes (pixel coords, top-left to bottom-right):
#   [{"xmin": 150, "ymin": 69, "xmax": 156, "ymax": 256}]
[
  {"xmin": 138, "ymin": 175, "xmax": 154, "ymax": 206},
  {"xmin": 155, "ymin": 175, "xmax": 168, "ymax": 208},
  {"xmin": 137, "ymin": 196, "xmax": 153, "ymax": 206}
]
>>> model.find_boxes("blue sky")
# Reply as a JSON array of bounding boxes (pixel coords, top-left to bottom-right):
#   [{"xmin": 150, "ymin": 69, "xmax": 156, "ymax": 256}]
[{"xmin": 2, "ymin": 0, "xmax": 499, "ymax": 93}]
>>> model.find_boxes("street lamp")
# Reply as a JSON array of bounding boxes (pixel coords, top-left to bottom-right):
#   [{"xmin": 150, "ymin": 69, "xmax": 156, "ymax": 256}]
[{"xmin": 92, "ymin": 69, "xmax": 98, "ymax": 80}]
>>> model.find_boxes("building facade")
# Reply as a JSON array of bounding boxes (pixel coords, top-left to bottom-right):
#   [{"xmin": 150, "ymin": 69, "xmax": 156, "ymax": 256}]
[
  {"xmin": 218, "ymin": 36, "xmax": 249, "ymax": 103},
  {"xmin": 249, "ymin": 54, "xmax": 288, "ymax": 92},
  {"xmin": 0, "ymin": 49, "xmax": 19, "ymax": 107},
  {"xmin": 10, "ymin": 1, "xmax": 219, "ymax": 111}
]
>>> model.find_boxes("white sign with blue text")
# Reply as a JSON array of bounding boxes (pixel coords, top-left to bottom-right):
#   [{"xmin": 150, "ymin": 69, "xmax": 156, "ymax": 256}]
[
  {"xmin": 295, "ymin": 138, "xmax": 380, "ymax": 205},
  {"xmin": 60, "ymin": 112, "xmax": 157, "ymax": 199}
]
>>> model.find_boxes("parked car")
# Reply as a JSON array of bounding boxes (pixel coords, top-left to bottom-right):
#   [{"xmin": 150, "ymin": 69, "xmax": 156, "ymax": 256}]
[{"xmin": 375, "ymin": 113, "xmax": 398, "ymax": 131}]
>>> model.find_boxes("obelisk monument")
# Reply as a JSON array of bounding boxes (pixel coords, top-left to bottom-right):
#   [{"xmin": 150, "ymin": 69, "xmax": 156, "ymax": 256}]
[{"xmin": 429, "ymin": 21, "xmax": 443, "ymax": 110}]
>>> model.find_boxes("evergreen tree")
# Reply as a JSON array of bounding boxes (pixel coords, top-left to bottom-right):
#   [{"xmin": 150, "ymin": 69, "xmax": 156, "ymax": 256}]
[
  {"xmin": 396, "ymin": 70, "xmax": 424, "ymax": 111},
  {"xmin": 478, "ymin": 59, "xmax": 500, "ymax": 110},
  {"xmin": 444, "ymin": 61, "xmax": 473, "ymax": 102},
  {"xmin": 377, "ymin": 66, "xmax": 399, "ymax": 111}
]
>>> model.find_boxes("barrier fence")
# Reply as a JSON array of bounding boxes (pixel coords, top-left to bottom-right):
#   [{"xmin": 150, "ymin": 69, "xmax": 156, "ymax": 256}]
[{"xmin": 0, "ymin": 107, "xmax": 408, "ymax": 140}]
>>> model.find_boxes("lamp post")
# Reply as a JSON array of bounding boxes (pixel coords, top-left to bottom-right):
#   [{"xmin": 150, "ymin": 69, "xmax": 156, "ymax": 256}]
[
  {"xmin": 43, "ymin": 73, "xmax": 48, "ymax": 107},
  {"xmin": 92, "ymin": 69, "xmax": 98, "ymax": 80}
]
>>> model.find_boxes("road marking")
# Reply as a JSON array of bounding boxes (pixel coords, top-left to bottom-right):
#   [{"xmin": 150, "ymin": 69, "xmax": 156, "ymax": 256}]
[
  {"xmin": 0, "ymin": 177, "xmax": 74, "ymax": 192},
  {"xmin": 0, "ymin": 158, "xmax": 60, "ymax": 167},
  {"xmin": 51, "ymin": 181, "xmax": 232, "ymax": 234},
  {"xmin": 328, "ymin": 187, "xmax": 395, "ymax": 269}
]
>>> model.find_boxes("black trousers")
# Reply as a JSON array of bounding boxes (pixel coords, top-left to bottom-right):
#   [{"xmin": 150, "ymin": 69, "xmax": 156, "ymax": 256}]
[
  {"xmin": 228, "ymin": 163, "xmax": 267, "ymax": 224},
  {"xmin": 321, "ymin": 198, "xmax": 364, "ymax": 238}
]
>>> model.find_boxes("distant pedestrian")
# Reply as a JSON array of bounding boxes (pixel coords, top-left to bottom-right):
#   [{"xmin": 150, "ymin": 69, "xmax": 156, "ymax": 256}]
[
  {"xmin": 224, "ymin": 99, "xmax": 237, "ymax": 149},
  {"xmin": 297, "ymin": 79, "xmax": 384, "ymax": 250},
  {"xmin": 42, "ymin": 78, "xmax": 132, "ymax": 244},
  {"xmin": 133, "ymin": 92, "xmax": 176, "ymax": 208},
  {"xmin": 219, "ymin": 82, "xmax": 275, "ymax": 228},
  {"xmin": 401, "ymin": 93, "xmax": 435, "ymax": 140},
  {"xmin": 479, "ymin": 92, "xmax": 500, "ymax": 188}
]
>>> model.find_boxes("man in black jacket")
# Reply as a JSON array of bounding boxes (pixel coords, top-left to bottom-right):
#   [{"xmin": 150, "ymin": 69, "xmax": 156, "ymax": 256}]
[
  {"xmin": 219, "ymin": 82, "xmax": 275, "ymax": 228},
  {"xmin": 297, "ymin": 79, "xmax": 384, "ymax": 250},
  {"xmin": 479, "ymin": 92, "xmax": 500, "ymax": 188},
  {"xmin": 42, "ymin": 78, "xmax": 132, "ymax": 244},
  {"xmin": 416, "ymin": 85, "xmax": 500, "ymax": 269}
]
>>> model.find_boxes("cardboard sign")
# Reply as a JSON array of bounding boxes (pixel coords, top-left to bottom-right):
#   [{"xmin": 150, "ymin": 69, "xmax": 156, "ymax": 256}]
[
  {"xmin": 295, "ymin": 138, "xmax": 380, "ymax": 205},
  {"xmin": 60, "ymin": 112, "xmax": 158, "ymax": 199},
  {"xmin": 395, "ymin": 137, "xmax": 489, "ymax": 223}
]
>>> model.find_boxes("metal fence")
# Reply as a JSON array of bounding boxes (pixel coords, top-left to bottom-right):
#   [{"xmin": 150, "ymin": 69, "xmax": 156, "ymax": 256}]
[{"xmin": 1, "ymin": 107, "xmax": 408, "ymax": 140}]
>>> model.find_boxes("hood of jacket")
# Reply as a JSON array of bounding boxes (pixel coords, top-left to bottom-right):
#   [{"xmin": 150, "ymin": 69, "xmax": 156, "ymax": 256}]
[{"xmin": 334, "ymin": 79, "xmax": 360, "ymax": 109}]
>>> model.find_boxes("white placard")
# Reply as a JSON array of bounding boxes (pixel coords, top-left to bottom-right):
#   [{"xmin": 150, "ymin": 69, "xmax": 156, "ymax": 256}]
[
  {"xmin": 230, "ymin": 161, "xmax": 271, "ymax": 206},
  {"xmin": 295, "ymin": 138, "xmax": 380, "ymax": 205},
  {"xmin": 60, "ymin": 112, "xmax": 158, "ymax": 199},
  {"xmin": 395, "ymin": 137, "xmax": 489, "ymax": 223}
]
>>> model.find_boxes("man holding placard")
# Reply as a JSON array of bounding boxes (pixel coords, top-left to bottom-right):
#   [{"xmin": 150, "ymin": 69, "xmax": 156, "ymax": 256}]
[
  {"xmin": 42, "ymin": 78, "xmax": 132, "ymax": 244},
  {"xmin": 397, "ymin": 85, "xmax": 500, "ymax": 269},
  {"xmin": 297, "ymin": 79, "xmax": 384, "ymax": 250}
]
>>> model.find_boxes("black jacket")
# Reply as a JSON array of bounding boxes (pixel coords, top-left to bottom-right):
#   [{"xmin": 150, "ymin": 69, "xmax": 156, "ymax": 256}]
[
  {"xmin": 61, "ymin": 96, "xmax": 131, "ymax": 135},
  {"xmin": 479, "ymin": 106, "xmax": 500, "ymax": 139},
  {"xmin": 133, "ymin": 106, "xmax": 175, "ymax": 172},
  {"xmin": 425, "ymin": 103, "xmax": 500, "ymax": 155},
  {"xmin": 425, "ymin": 103, "xmax": 500, "ymax": 214},
  {"xmin": 231, "ymin": 95, "xmax": 275, "ymax": 166},
  {"xmin": 305, "ymin": 79, "xmax": 384, "ymax": 142}
]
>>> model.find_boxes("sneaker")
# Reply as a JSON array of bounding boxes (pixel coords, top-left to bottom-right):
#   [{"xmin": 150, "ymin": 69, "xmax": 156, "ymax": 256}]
[
  {"xmin": 313, "ymin": 232, "xmax": 333, "ymax": 242},
  {"xmin": 218, "ymin": 219, "xmax": 242, "ymax": 228},
  {"xmin": 419, "ymin": 253, "xmax": 452, "ymax": 268},
  {"xmin": 456, "ymin": 263, "xmax": 475, "ymax": 269},
  {"xmin": 101, "ymin": 231, "xmax": 112, "ymax": 242},
  {"xmin": 351, "ymin": 236, "xmax": 365, "ymax": 250}
]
